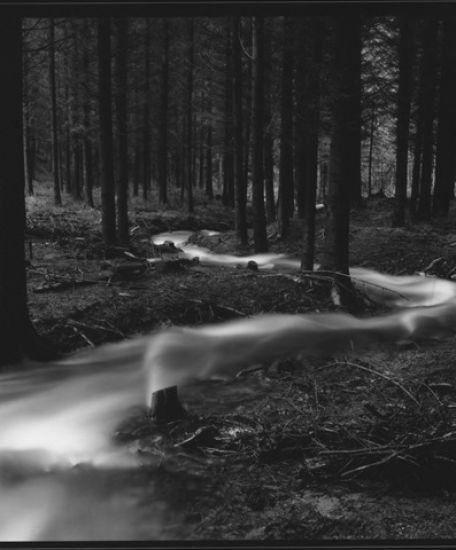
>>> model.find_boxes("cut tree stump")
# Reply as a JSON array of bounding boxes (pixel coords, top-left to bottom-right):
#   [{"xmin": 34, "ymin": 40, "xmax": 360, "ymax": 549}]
[{"xmin": 150, "ymin": 385, "xmax": 186, "ymax": 422}]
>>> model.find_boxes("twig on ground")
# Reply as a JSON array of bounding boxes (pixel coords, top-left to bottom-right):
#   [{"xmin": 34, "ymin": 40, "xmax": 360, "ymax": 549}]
[
  {"xmin": 321, "ymin": 360, "xmax": 420, "ymax": 406},
  {"xmin": 66, "ymin": 319, "xmax": 124, "ymax": 338},
  {"xmin": 69, "ymin": 325, "xmax": 95, "ymax": 347}
]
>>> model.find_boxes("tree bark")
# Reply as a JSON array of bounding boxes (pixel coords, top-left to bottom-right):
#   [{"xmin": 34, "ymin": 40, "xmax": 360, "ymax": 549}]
[
  {"xmin": 367, "ymin": 112, "xmax": 375, "ymax": 197},
  {"xmin": 143, "ymin": 19, "xmax": 151, "ymax": 201},
  {"xmin": 186, "ymin": 18, "xmax": 195, "ymax": 213},
  {"xmin": 158, "ymin": 18, "xmax": 169, "ymax": 205},
  {"xmin": 0, "ymin": 18, "xmax": 56, "ymax": 365},
  {"xmin": 392, "ymin": 17, "xmax": 413, "ymax": 227},
  {"xmin": 115, "ymin": 17, "xmax": 129, "ymax": 245},
  {"xmin": 222, "ymin": 19, "xmax": 234, "ymax": 207},
  {"xmin": 232, "ymin": 16, "xmax": 248, "ymax": 246},
  {"xmin": 320, "ymin": 16, "xmax": 358, "ymax": 308},
  {"xmin": 252, "ymin": 16, "xmax": 268, "ymax": 253},
  {"xmin": 82, "ymin": 19, "xmax": 94, "ymax": 207},
  {"xmin": 416, "ymin": 18, "xmax": 438, "ymax": 221},
  {"xmin": 98, "ymin": 17, "xmax": 117, "ymax": 247},
  {"xmin": 278, "ymin": 17, "xmax": 294, "ymax": 239},
  {"xmin": 49, "ymin": 18, "xmax": 62, "ymax": 206},
  {"xmin": 263, "ymin": 18, "xmax": 275, "ymax": 223},
  {"xmin": 433, "ymin": 17, "xmax": 456, "ymax": 217},
  {"xmin": 300, "ymin": 19, "xmax": 323, "ymax": 271},
  {"xmin": 347, "ymin": 14, "xmax": 363, "ymax": 204}
]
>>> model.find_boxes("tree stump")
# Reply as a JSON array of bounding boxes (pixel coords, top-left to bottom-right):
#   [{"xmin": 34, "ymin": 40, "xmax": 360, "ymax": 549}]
[{"xmin": 150, "ymin": 385, "xmax": 186, "ymax": 423}]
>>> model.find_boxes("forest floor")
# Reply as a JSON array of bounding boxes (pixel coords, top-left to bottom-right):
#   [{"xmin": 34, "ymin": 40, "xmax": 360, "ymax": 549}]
[{"xmin": 21, "ymin": 181, "xmax": 456, "ymax": 541}]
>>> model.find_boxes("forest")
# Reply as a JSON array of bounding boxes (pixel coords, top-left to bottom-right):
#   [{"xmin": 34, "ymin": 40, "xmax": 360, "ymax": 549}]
[{"xmin": 2, "ymin": 5, "xmax": 456, "ymax": 543}]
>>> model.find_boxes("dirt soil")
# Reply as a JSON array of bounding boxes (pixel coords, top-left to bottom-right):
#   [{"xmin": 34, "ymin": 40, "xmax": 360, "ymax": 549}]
[{"xmin": 22, "ymin": 184, "xmax": 456, "ymax": 541}]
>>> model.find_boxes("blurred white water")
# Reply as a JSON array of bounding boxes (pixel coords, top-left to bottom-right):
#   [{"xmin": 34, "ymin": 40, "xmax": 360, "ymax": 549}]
[
  {"xmin": 151, "ymin": 230, "xmax": 456, "ymax": 307},
  {"xmin": 2, "ymin": 229, "xmax": 456, "ymax": 540}
]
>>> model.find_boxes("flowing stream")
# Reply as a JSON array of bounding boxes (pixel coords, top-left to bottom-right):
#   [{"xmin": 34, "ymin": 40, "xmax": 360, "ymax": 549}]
[{"xmin": 1, "ymin": 230, "xmax": 456, "ymax": 540}]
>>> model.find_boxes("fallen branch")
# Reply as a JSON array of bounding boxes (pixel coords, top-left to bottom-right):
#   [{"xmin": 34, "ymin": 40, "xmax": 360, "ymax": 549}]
[
  {"xmin": 33, "ymin": 279, "xmax": 99, "ymax": 293},
  {"xmin": 68, "ymin": 325, "xmax": 95, "ymax": 347},
  {"xmin": 322, "ymin": 360, "xmax": 420, "ymax": 406},
  {"xmin": 66, "ymin": 319, "xmax": 124, "ymax": 338}
]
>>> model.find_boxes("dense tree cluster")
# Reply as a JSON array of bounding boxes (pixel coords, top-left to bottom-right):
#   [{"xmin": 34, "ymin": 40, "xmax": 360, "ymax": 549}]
[{"xmin": 2, "ymin": 13, "xmax": 456, "ymax": 363}]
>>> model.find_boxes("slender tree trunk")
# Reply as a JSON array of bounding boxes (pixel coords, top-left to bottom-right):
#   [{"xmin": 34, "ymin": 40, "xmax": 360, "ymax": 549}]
[
  {"xmin": 392, "ymin": 17, "xmax": 413, "ymax": 227},
  {"xmin": 158, "ymin": 18, "xmax": 169, "ymax": 205},
  {"xmin": 320, "ymin": 16, "xmax": 359, "ymax": 309},
  {"xmin": 23, "ymin": 109, "xmax": 33, "ymax": 197},
  {"xmin": 244, "ymin": 55, "xmax": 252, "ymax": 200},
  {"xmin": 294, "ymin": 19, "xmax": 307, "ymax": 218},
  {"xmin": 222, "ymin": 20, "xmax": 234, "ymax": 207},
  {"xmin": 367, "ymin": 112, "xmax": 375, "ymax": 197},
  {"xmin": 98, "ymin": 17, "xmax": 117, "ymax": 246},
  {"xmin": 23, "ymin": 52, "xmax": 34, "ymax": 196},
  {"xmin": 347, "ymin": 14, "xmax": 363, "ymax": 204},
  {"xmin": 143, "ymin": 19, "xmax": 151, "ymax": 201},
  {"xmin": 198, "ymin": 126, "xmax": 205, "ymax": 189},
  {"xmin": 82, "ymin": 20, "xmax": 94, "ymax": 207},
  {"xmin": 263, "ymin": 18, "xmax": 275, "ymax": 223},
  {"xmin": 417, "ymin": 18, "xmax": 438, "ymax": 221},
  {"xmin": 206, "ymin": 122, "xmax": 213, "ymax": 199},
  {"xmin": 232, "ymin": 16, "xmax": 248, "ymax": 246},
  {"xmin": 300, "ymin": 19, "xmax": 323, "ymax": 271},
  {"xmin": 433, "ymin": 16, "xmax": 456, "ymax": 217},
  {"xmin": 49, "ymin": 18, "xmax": 62, "ymax": 205},
  {"xmin": 278, "ymin": 17, "xmax": 294, "ymax": 238},
  {"xmin": 72, "ymin": 142, "xmax": 82, "ymax": 200},
  {"xmin": 63, "ymin": 22, "xmax": 72, "ymax": 195},
  {"xmin": 252, "ymin": 16, "xmax": 268, "ymax": 253},
  {"xmin": 186, "ymin": 18, "xmax": 194, "ymax": 213},
  {"xmin": 410, "ymin": 114, "xmax": 423, "ymax": 219},
  {"xmin": 70, "ymin": 20, "xmax": 83, "ymax": 201},
  {"xmin": 115, "ymin": 18, "xmax": 129, "ymax": 244}
]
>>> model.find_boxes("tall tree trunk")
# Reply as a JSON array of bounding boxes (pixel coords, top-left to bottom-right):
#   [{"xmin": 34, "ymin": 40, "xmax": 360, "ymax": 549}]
[
  {"xmin": 63, "ymin": 21, "xmax": 72, "ymax": 195},
  {"xmin": 82, "ymin": 20, "xmax": 94, "ymax": 207},
  {"xmin": 206, "ymin": 122, "xmax": 213, "ymax": 199},
  {"xmin": 252, "ymin": 16, "xmax": 268, "ymax": 253},
  {"xmin": 143, "ymin": 19, "xmax": 151, "ymax": 201},
  {"xmin": 23, "ymin": 51, "xmax": 34, "ymax": 196},
  {"xmin": 98, "ymin": 17, "xmax": 117, "ymax": 246},
  {"xmin": 299, "ymin": 19, "xmax": 323, "ymax": 271},
  {"xmin": 433, "ymin": 17, "xmax": 456, "ymax": 217},
  {"xmin": 205, "ymin": 78, "xmax": 214, "ymax": 200},
  {"xmin": 49, "ymin": 18, "xmax": 62, "ymax": 206},
  {"xmin": 70, "ymin": 20, "xmax": 83, "ymax": 201},
  {"xmin": 410, "ymin": 110, "xmax": 423, "ymax": 219},
  {"xmin": 72, "ymin": 142, "xmax": 82, "ymax": 200},
  {"xmin": 23, "ymin": 111, "xmax": 33, "ymax": 197},
  {"xmin": 198, "ymin": 126, "xmax": 204, "ymax": 189},
  {"xmin": 232, "ymin": 16, "xmax": 248, "ymax": 246},
  {"xmin": 392, "ymin": 17, "xmax": 413, "ymax": 227},
  {"xmin": 320, "ymin": 16, "xmax": 359, "ymax": 308},
  {"xmin": 278, "ymin": 17, "xmax": 294, "ymax": 238},
  {"xmin": 186, "ymin": 18, "xmax": 194, "ymax": 213},
  {"xmin": 263, "ymin": 18, "xmax": 275, "ymax": 223},
  {"xmin": 367, "ymin": 111, "xmax": 375, "ymax": 197},
  {"xmin": 347, "ymin": 14, "xmax": 363, "ymax": 204},
  {"xmin": 0, "ymin": 18, "xmax": 56, "ymax": 364},
  {"xmin": 158, "ymin": 17, "xmax": 169, "ymax": 205},
  {"xmin": 417, "ymin": 18, "xmax": 438, "ymax": 221},
  {"xmin": 115, "ymin": 18, "xmax": 129, "ymax": 244},
  {"xmin": 222, "ymin": 20, "xmax": 234, "ymax": 207}
]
